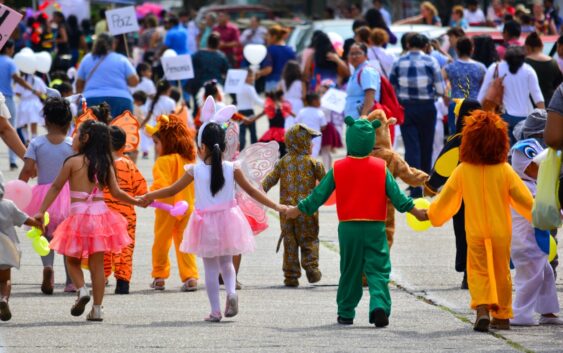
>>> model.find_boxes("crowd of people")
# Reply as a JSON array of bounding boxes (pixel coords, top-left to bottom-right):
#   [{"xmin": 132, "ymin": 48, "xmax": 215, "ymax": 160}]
[{"xmin": 0, "ymin": 0, "xmax": 562, "ymax": 335}]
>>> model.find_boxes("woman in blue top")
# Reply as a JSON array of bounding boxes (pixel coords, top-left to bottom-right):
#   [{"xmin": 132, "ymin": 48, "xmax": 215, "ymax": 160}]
[
  {"xmin": 258, "ymin": 26, "xmax": 296, "ymax": 92},
  {"xmin": 76, "ymin": 33, "xmax": 139, "ymax": 118},
  {"xmin": 443, "ymin": 37, "xmax": 486, "ymax": 133},
  {"xmin": 344, "ymin": 43, "xmax": 381, "ymax": 120}
]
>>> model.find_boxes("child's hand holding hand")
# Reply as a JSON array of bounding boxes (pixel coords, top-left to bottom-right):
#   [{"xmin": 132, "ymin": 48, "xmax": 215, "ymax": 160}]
[
  {"xmin": 136, "ymin": 195, "xmax": 152, "ymax": 208},
  {"xmin": 409, "ymin": 207, "xmax": 429, "ymax": 222},
  {"xmin": 285, "ymin": 206, "xmax": 301, "ymax": 219},
  {"xmin": 31, "ymin": 213, "xmax": 45, "ymax": 232}
]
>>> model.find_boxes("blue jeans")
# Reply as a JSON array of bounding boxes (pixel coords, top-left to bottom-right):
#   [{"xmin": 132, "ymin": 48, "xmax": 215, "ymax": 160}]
[
  {"xmin": 86, "ymin": 96, "xmax": 134, "ymax": 119},
  {"xmin": 265, "ymin": 80, "xmax": 279, "ymax": 92},
  {"xmin": 502, "ymin": 113, "xmax": 526, "ymax": 146},
  {"xmin": 239, "ymin": 109, "xmax": 257, "ymax": 150},
  {"xmin": 400, "ymin": 100, "xmax": 436, "ymax": 197},
  {"xmin": 5, "ymin": 95, "xmax": 17, "ymax": 164}
]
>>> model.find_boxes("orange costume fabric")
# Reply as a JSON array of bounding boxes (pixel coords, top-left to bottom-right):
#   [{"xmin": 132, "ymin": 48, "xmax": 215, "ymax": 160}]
[
  {"xmin": 151, "ymin": 153, "xmax": 198, "ymax": 282},
  {"xmin": 103, "ymin": 157, "xmax": 147, "ymax": 282},
  {"xmin": 427, "ymin": 111, "xmax": 533, "ymax": 320}
]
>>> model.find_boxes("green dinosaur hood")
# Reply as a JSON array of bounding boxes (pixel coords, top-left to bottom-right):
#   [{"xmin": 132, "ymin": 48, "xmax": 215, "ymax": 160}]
[
  {"xmin": 285, "ymin": 124, "xmax": 321, "ymax": 155},
  {"xmin": 345, "ymin": 116, "xmax": 382, "ymax": 157}
]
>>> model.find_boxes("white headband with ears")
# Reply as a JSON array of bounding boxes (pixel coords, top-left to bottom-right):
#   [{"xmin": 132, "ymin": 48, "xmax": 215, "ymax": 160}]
[{"xmin": 198, "ymin": 96, "xmax": 237, "ymax": 148}]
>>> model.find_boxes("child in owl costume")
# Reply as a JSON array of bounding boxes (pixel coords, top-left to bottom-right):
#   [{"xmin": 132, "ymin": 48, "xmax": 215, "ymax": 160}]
[{"xmin": 286, "ymin": 117, "xmax": 426, "ymax": 327}]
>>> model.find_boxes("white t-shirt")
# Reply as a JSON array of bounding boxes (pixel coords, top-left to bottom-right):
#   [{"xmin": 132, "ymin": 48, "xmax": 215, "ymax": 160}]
[
  {"xmin": 144, "ymin": 95, "xmax": 176, "ymax": 123},
  {"xmin": 477, "ymin": 62, "xmax": 544, "ymax": 117},
  {"xmin": 236, "ymin": 83, "xmax": 264, "ymax": 111},
  {"xmin": 296, "ymin": 107, "xmax": 327, "ymax": 158},
  {"xmin": 367, "ymin": 46, "xmax": 395, "ymax": 77},
  {"xmin": 130, "ymin": 77, "xmax": 157, "ymax": 97},
  {"xmin": 279, "ymin": 79, "xmax": 303, "ymax": 114},
  {"xmin": 464, "ymin": 9, "xmax": 486, "ymax": 24}
]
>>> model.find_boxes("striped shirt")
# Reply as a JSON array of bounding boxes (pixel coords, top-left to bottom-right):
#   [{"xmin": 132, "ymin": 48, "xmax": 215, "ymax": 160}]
[{"xmin": 389, "ymin": 51, "xmax": 445, "ymax": 101}]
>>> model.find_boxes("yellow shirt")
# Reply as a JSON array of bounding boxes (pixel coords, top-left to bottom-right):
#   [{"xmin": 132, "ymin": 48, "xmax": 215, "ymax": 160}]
[
  {"xmin": 428, "ymin": 163, "xmax": 533, "ymax": 239},
  {"xmin": 151, "ymin": 153, "xmax": 195, "ymax": 217}
]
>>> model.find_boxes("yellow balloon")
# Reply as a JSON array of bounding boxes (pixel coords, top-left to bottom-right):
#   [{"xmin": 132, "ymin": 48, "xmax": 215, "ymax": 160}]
[
  {"xmin": 33, "ymin": 236, "xmax": 50, "ymax": 256},
  {"xmin": 406, "ymin": 198, "xmax": 432, "ymax": 232},
  {"xmin": 549, "ymin": 236, "xmax": 557, "ymax": 263}
]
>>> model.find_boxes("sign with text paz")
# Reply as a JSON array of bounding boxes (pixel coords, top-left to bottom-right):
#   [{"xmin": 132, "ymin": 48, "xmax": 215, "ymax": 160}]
[
  {"xmin": 106, "ymin": 6, "xmax": 139, "ymax": 36},
  {"xmin": 162, "ymin": 54, "xmax": 194, "ymax": 81},
  {"xmin": 224, "ymin": 69, "xmax": 248, "ymax": 94},
  {"xmin": 321, "ymin": 88, "xmax": 347, "ymax": 114},
  {"xmin": 0, "ymin": 4, "xmax": 23, "ymax": 51}
]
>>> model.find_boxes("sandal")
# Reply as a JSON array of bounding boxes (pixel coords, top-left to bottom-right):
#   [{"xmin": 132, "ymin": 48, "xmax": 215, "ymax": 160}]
[
  {"xmin": 150, "ymin": 278, "xmax": 165, "ymax": 290},
  {"xmin": 181, "ymin": 278, "xmax": 197, "ymax": 292},
  {"xmin": 204, "ymin": 312, "xmax": 222, "ymax": 322}
]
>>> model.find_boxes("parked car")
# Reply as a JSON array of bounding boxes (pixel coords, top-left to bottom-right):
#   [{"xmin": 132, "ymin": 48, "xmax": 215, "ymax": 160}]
[
  {"xmin": 287, "ymin": 20, "xmax": 354, "ymax": 54},
  {"xmin": 195, "ymin": 5, "xmax": 275, "ymax": 24},
  {"xmin": 386, "ymin": 25, "xmax": 447, "ymax": 56}
]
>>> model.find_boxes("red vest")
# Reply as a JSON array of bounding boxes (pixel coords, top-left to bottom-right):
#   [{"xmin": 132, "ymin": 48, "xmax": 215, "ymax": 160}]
[{"xmin": 333, "ymin": 156, "xmax": 387, "ymax": 221}]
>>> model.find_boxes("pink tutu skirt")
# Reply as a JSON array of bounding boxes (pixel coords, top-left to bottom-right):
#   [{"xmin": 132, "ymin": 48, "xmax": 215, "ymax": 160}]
[
  {"xmin": 25, "ymin": 183, "xmax": 71, "ymax": 235},
  {"xmin": 321, "ymin": 122, "xmax": 343, "ymax": 148},
  {"xmin": 180, "ymin": 200, "xmax": 256, "ymax": 258},
  {"xmin": 50, "ymin": 200, "xmax": 131, "ymax": 259}
]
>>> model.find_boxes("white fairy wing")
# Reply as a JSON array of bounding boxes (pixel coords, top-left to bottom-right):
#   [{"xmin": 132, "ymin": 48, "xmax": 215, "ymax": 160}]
[
  {"xmin": 235, "ymin": 141, "xmax": 279, "ymax": 235},
  {"xmin": 223, "ymin": 121, "xmax": 240, "ymax": 162},
  {"xmin": 237, "ymin": 141, "xmax": 279, "ymax": 184}
]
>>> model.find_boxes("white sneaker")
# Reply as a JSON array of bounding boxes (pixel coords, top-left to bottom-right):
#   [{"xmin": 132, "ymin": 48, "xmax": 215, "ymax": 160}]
[
  {"xmin": 225, "ymin": 293, "xmax": 238, "ymax": 318},
  {"xmin": 86, "ymin": 305, "xmax": 103, "ymax": 322},
  {"xmin": 70, "ymin": 287, "xmax": 90, "ymax": 316},
  {"xmin": 539, "ymin": 316, "xmax": 563, "ymax": 325}
]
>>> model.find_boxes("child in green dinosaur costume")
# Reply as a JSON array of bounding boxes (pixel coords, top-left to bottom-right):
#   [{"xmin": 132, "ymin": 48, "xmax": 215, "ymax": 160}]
[{"xmin": 286, "ymin": 117, "xmax": 426, "ymax": 327}]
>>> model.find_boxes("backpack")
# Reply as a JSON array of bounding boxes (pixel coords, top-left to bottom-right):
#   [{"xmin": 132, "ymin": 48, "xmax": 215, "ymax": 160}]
[{"xmin": 357, "ymin": 66, "xmax": 404, "ymax": 125}]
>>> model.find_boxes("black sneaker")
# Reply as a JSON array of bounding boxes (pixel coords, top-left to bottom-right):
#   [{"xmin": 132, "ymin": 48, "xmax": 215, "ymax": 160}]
[
  {"xmin": 9, "ymin": 163, "xmax": 17, "ymax": 171},
  {"xmin": 0, "ymin": 300, "xmax": 11, "ymax": 321},
  {"xmin": 115, "ymin": 279, "xmax": 130, "ymax": 294},
  {"xmin": 337, "ymin": 316, "xmax": 354, "ymax": 325},
  {"xmin": 369, "ymin": 308, "xmax": 389, "ymax": 328}
]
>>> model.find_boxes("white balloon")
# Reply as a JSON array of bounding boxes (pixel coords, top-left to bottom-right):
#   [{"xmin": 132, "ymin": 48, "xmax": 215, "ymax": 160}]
[
  {"xmin": 35, "ymin": 51, "xmax": 52, "ymax": 74},
  {"xmin": 243, "ymin": 44, "xmax": 267, "ymax": 66},
  {"xmin": 162, "ymin": 49, "xmax": 177, "ymax": 58},
  {"xmin": 14, "ymin": 51, "xmax": 37, "ymax": 75},
  {"xmin": 19, "ymin": 48, "xmax": 34, "ymax": 55}
]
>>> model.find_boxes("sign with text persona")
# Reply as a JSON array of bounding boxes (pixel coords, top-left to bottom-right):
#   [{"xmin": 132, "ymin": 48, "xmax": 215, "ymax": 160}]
[
  {"xmin": 106, "ymin": 6, "xmax": 139, "ymax": 36},
  {"xmin": 0, "ymin": 4, "xmax": 23, "ymax": 50},
  {"xmin": 162, "ymin": 54, "xmax": 194, "ymax": 80},
  {"xmin": 224, "ymin": 69, "xmax": 248, "ymax": 94}
]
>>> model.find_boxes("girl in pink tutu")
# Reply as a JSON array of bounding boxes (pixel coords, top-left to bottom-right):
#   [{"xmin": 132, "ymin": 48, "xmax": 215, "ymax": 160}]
[
  {"xmin": 141, "ymin": 108, "xmax": 286, "ymax": 322},
  {"xmin": 19, "ymin": 97, "xmax": 75, "ymax": 294},
  {"xmin": 34, "ymin": 120, "xmax": 141, "ymax": 322}
]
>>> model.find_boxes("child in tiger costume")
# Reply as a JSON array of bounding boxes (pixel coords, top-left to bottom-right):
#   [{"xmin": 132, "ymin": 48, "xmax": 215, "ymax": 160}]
[{"xmin": 103, "ymin": 126, "xmax": 148, "ymax": 294}]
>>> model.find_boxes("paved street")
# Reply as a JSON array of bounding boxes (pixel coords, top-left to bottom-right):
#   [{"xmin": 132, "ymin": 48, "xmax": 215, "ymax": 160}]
[{"xmin": 0, "ymin": 128, "xmax": 561, "ymax": 353}]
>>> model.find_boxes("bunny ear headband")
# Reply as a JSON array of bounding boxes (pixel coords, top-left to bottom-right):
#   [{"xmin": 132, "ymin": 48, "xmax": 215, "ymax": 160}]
[{"xmin": 197, "ymin": 96, "xmax": 237, "ymax": 148}]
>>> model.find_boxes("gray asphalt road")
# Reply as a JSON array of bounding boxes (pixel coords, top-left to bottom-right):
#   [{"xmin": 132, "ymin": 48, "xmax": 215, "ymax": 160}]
[{"xmin": 0, "ymin": 121, "xmax": 561, "ymax": 353}]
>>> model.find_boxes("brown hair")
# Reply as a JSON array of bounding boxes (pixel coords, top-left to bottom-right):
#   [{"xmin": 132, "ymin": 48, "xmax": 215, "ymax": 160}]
[
  {"xmin": 154, "ymin": 114, "xmax": 196, "ymax": 161},
  {"xmin": 268, "ymin": 25, "xmax": 290, "ymax": 43},
  {"xmin": 460, "ymin": 110, "xmax": 509, "ymax": 165},
  {"xmin": 452, "ymin": 5, "xmax": 464, "ymax": 17},
  {"xmin": 355, "ymin": 26, "xmax": 371, "ymax": 44},
  {"xmin": 421, "ymin": 1, "xmax": 438, "ymax": 17},
  {"xmin": 370, "ymin": 28, "xmax": 389, "ymax": 46}
]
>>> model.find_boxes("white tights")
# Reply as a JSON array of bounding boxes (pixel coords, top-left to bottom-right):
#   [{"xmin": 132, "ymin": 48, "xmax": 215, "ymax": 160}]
[{"xmin": 203, "ymin": 256, "xmax": 236, "ymax": 314}]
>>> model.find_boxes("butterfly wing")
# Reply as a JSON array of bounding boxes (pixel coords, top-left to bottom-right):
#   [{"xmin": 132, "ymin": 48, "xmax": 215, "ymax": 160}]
[
  {"xmin": 223, "ymin": 121, "xmax": 240, "ymax": 162},
  {"xmin": 110, "ymin": 110, "xmax": 141, "ymax": 153},
  {"xmin": 71, "ymin": 108, "xmax": 97, "ymax": 136},
  {"xmin": 235, "ymin": 141, "xmax": 280, "ymax": 235}
]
